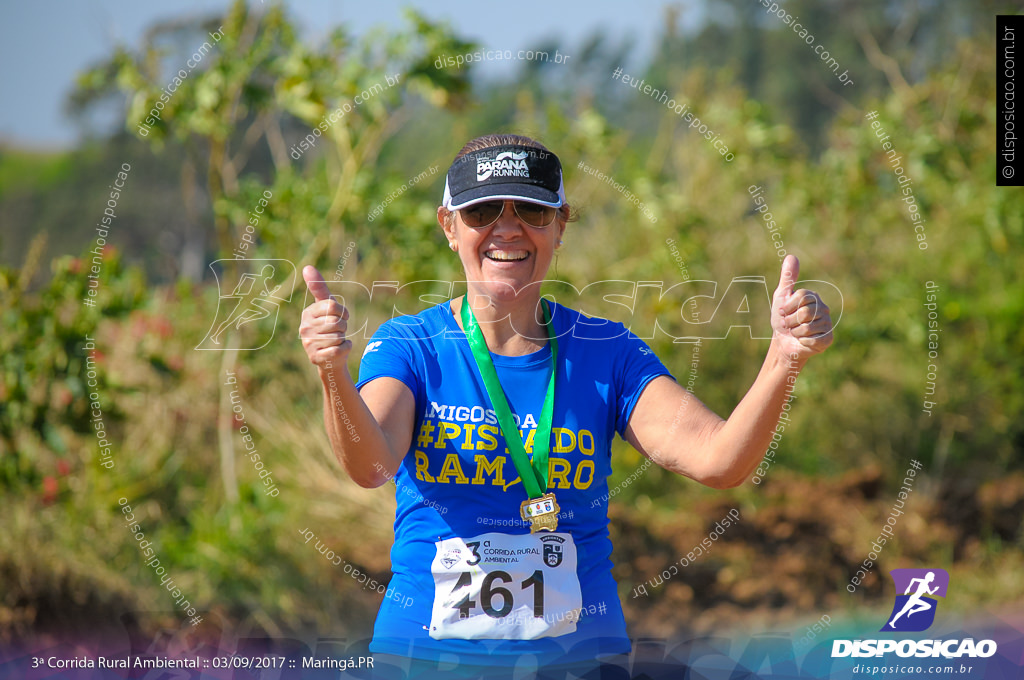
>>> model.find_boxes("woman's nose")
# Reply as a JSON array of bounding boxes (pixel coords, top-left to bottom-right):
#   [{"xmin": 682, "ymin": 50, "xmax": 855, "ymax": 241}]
[{"xmin": 491, "ymin": 201, "xmax": 525, "ymax": 234}]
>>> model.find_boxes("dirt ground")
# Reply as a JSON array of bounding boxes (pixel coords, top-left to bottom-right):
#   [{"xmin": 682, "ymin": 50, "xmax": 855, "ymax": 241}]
[{"xmin": 612, "ymin": 468, "xmax": 1024, "ymax": 637}]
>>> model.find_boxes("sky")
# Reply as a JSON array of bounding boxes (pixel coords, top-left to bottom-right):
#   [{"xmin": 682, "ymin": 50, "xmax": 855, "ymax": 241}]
[{"xmin": 0, "ymin": 0, "xmax": 702, "ymax": 149}]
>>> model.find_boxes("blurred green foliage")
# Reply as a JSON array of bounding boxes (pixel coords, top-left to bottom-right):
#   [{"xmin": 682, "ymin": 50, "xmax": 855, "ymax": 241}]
[
  {"xmin": 1, "ymin": 243, "xmax": 146, "ymax": 487},
  {"xmin": 1, "ymin": 0, "xmax": 1021, "ymax": 640}
]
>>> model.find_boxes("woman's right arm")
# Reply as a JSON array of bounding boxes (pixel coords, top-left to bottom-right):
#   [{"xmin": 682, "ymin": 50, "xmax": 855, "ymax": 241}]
[{"xmin": 301, "ymin": 266, "xmax": 415, "ymax": 488}]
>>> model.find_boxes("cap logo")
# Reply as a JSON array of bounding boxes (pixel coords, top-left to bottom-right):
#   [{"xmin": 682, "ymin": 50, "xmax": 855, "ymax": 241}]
[
  {"xmin": 443, "ymin": 144, "xmax": 563, "ymax": 209},
  {"xmin": 476, "ymin": 150, "xmax": 530, "ymax": 182}
]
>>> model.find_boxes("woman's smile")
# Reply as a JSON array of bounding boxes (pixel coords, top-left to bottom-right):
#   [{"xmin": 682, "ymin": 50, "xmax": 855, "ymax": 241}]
[{"xmin": 483, "ymin": 248, "xmax": 530, "ymax": 262}]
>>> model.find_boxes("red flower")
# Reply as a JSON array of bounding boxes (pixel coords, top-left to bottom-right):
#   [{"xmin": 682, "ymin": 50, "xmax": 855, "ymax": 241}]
[
  {"xmin": 42, "ymin": 476, "xmax": 58, "ymax": 504},
  {"xmin": 56, "ymin": 388, "xmax": 73, "ymax": 407},
  {"xmin": 153, "ymin": 317, "xmax": 174, "ymax": 339},
  {"xmin": 56, "ymin": 460, "xmax": 71, "ymax": 477},
  {"xmin": 131, "ymin": 313, "xmax": 148, "ymax": 340}
]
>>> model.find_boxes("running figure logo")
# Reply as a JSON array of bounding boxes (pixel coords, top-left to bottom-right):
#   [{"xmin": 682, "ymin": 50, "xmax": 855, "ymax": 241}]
[
  {"xmin": 196, "ymin": 259, "xmax": 296, "ymax": 350},
  {"xmin": 881, "ymin": 568, "xmax": 949, "ymax": 632}
]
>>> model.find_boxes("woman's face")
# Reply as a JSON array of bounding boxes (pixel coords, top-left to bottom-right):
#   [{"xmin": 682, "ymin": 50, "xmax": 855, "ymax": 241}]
[{"xmin": 439, "ymin": 200, "xmax": 566, "ymax": 305}]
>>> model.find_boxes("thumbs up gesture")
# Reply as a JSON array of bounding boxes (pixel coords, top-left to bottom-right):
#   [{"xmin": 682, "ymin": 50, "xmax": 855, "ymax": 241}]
[
  {"xmin": 770, "ymin": 255, "xmax": 833, "ymax": 359},
  {"xmin": 299, "ymin": 265, "xmax": 352, "ymax": 368}
]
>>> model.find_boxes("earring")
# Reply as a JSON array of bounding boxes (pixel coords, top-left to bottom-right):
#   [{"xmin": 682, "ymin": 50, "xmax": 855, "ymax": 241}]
[{"xmin": 450, "ymin": 242, "xmax": 458, "ymax": 251}]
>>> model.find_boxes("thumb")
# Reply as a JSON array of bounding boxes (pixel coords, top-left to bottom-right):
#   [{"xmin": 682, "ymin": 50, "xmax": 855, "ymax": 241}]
[
  {"xmin": 302, "ymin": 265, "xmax": 334, "ymax": 302},
  {"xmin": 776, "ymin": 255, "xmax": 799, "ymax": 299}
]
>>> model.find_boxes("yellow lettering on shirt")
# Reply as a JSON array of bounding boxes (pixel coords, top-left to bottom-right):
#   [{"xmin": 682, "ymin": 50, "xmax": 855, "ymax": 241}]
[
  {"xmin": 553, "ymin": 427, "xmax": 576, "ymax": 453},
  {"xmin": 435, "ymin": 422, "xmax": 460, "ymax": 448},
  {"xmin": 461, "ymin": 424, "xmax": 476, "ymax": 450},
  {"xmin": 417, "ymin": 420, "xmax": 436, "ymax": 449},
  {"xmin": 523, "ymin": 428, "xmax": 536, "ymax": 453},
  {"xmin": 548, "ymin": 457, "xmax": 572, "ymax": 489},
  {"xmin": 578, "ymin": 429, "xmax": 595, "ymax": 456},
  {"xmin": 437, "ymin": 453, "xmax": 470, "ymax": 484},
  {"xmin": 472, "ymin": 454, "xmax": 506, "ymax": 485},
  {"xmin": 573, "ymin": 459, "xmax": 595, "ymax": 489},
  {"xmin": 413, "ymin": 421, "xmax": 598, "ymax": 490},
  {"xmin": 476, "ymin": 424, "xmax": 498, "ymax": 451},
  {"xmin": 415, "ymin": 450, "xmax": 435, "ymax": 482}
]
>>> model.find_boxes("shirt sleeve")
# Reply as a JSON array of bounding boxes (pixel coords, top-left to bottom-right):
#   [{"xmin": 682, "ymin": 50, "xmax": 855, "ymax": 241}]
[
  {"xmin": 614, "ymin": 330, "xmax": 675, "ymax": 438},
  {"xmin": 355, "ymin": 319, "xmax": 421, "ymax": 399}
]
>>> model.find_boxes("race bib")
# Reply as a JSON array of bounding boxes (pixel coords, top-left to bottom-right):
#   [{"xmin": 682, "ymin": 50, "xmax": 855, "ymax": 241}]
[{"xmin": 428, "ymin": 531, "xmax": 582, "ymax": 640}]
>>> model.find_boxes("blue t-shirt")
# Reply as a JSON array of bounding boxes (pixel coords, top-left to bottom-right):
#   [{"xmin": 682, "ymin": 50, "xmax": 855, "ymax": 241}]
[{"xmin": 356, "ymin": 300, "xmax": 672, "ymax": 666}]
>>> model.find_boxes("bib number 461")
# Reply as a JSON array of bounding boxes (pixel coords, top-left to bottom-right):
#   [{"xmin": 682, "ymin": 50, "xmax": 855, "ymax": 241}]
[
  {"xmin": 450, "ymin": 569, "xmax": 544, "ymax": 619},
  {"xmin": 428, "ymin": 532, "xmax": 581, "ymax": 640}
]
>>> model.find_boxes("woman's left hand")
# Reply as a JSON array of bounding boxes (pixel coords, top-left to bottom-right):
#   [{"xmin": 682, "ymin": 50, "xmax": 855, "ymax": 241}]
[{"xmin": 771, "ymin": 255, "xmax": 833, "ymax": 360}]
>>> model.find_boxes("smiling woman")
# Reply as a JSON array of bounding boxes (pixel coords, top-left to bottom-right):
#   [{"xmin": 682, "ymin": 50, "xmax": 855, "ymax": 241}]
[{"xmin": 297, "ymin": 133, "xmax": 834, "ymax": 679}]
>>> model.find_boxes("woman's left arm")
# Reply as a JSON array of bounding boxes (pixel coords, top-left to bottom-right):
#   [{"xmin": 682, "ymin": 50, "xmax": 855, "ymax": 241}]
[{"xmin": 624, "ymin": 255, "xmax": 833, "ymax": 488}]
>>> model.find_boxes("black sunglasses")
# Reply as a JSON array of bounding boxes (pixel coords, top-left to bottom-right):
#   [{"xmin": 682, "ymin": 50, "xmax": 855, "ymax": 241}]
[{"xmin": 458, "ymin": 200, "xmax": 558, "ymax": 229}]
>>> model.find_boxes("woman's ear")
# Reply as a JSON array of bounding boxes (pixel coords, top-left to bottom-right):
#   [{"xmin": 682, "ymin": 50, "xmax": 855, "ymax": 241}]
[
  {"xmin": 556, "ymin": 203, "xmax": 572, "ymax": 242},
  {"xmin": 438, "ymin": 206, "xmax": 458, "ymax": 250}
]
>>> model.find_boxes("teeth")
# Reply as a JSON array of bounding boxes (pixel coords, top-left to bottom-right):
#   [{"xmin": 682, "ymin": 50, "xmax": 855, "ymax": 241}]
[{"xmin": 485, "ymin": 251, "xmax": 528, "ymax": 262}]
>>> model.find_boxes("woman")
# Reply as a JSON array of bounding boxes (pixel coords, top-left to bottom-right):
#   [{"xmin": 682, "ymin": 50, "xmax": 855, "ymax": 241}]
[{"xmin": 299, "ymin": 134, "xmax": 833, "ymax": 678}]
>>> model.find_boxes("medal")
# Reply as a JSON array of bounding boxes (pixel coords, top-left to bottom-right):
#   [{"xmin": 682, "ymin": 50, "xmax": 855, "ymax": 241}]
[
  {"xmin": 461, "ymin": 298, "xmax": 560, "ymax": 532},
  {"xmin": 520, "ymin": 492, "xmax": 560, "ymax": 533}
]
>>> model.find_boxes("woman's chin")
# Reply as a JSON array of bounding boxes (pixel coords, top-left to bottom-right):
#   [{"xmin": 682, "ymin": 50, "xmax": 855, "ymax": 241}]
[{"xmin": 472, "ymin": 276, "xmax": 540, "ymax": 303}]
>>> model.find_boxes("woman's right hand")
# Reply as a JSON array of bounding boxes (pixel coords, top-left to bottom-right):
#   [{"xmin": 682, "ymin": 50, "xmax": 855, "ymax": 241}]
[{"xmin": 299, "ymin": 265, "xmax": 352, "ymax": 368}]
